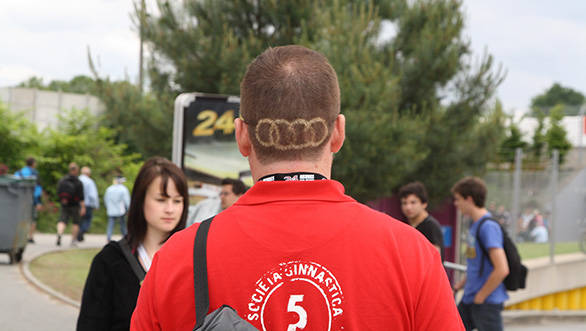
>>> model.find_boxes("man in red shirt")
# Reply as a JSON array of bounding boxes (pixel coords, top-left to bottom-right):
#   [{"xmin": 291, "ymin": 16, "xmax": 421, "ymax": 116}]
[{"xmin": 131, "ymin": 45, "xmax": 463, "ymax": 330}]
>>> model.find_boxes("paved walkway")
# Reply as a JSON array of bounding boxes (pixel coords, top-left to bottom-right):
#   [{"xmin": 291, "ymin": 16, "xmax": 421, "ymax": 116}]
[{"xmin": 0, "ymin": 233, "xmax": 119, "ymax": 331}]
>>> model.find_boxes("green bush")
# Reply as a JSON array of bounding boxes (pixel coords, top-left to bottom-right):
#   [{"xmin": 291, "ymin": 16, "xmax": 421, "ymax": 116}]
[{"xmin": 2, "ymin": 105, "xmax": 145, "ymax": 234}]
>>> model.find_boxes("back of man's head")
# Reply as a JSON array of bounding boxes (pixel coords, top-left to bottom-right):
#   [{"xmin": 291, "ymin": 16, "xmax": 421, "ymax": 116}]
[
  {"xmin": 81, "ymin": 166, "xmax": 91, "ymax": 176},
  {"xmin": 240, "ymin": 45, "xmax": 340, "ymax": 164},
  {"xmin": 221, "ymin": 178, "xmax": 247, "ymax": 196},
  {"xmin": 26, "ymin": 157, "xmax": 36, "ymax": 167},
  {"xmin": 451, "ymin": 176, "xmax": 487, "ymax": 208},
  {"xmin": 69, "ymin": 162, "xmax": 79, "ymax": 175}
]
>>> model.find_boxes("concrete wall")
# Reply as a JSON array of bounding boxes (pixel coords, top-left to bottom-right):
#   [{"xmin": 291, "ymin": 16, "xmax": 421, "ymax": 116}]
[
  {"xmin": 0, "ymin": 87, "xmax": 104, "ymax": 131},
  {"xmin": 507, "ymin": 253, "xmax": 586, "ymax": 306}
]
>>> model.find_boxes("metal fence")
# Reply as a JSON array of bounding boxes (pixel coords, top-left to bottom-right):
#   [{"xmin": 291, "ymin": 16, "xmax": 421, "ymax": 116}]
[{"xmin": 473, "ymin": 148, "xmax": 586, "ymax": 264}]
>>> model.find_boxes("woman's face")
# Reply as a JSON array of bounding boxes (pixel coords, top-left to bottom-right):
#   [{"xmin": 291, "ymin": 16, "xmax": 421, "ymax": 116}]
[{"xmin": 143, "ymin": 176, "xmax": 184, "ymax": 237}]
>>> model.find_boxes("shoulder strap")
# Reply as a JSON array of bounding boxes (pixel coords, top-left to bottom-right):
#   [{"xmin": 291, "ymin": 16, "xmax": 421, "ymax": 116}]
[
  {"xmin": 476, "ymin": 217, "xmax": 500, "ymax": 275},
  {"xmin": 194, "ymin": 217, "xmax": 214, "ymax": 330},
  {"xmin": 118, "ymin": 237, "xmax": 146, "ymax": 283}
]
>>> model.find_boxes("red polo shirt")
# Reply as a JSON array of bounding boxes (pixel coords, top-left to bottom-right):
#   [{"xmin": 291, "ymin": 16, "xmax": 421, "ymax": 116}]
[{"xmin": 131, "ymin": 180, "xmax": 463, "ymax": 330}]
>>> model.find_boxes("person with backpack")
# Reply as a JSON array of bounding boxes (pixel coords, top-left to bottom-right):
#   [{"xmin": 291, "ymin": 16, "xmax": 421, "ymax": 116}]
[
  {"xmin": 131, "ymin": 45, "xmax": 463, "ymax": 330},
  {"xmin": 452, "ymin": 177, "xmax": 510, "ymax": 331},
  {"xmin": 77, "ymin": 157, "xmax": 188, "ymax": 331},
  {"xmin": 56, "ymin": 162, "xmax": 85, "ymax": 247}
]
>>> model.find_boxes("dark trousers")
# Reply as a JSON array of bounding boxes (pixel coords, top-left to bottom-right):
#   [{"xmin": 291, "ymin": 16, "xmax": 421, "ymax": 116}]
[
  {"xmin": 458, "ymin": 302, "xmax": 503, "ymax": 331},
  {"xmin": 79, "ymin": 207, "xmax": 94, "ymax": 237}
]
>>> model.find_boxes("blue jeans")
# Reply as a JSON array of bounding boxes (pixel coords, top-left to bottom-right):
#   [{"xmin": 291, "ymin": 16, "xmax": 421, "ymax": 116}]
[
  {"xmin": 458, "ymin": 302, "xmax": 503, "ymax": 331},
  {"xmin": 107, "ymin": 215, "xmax": 127, "ymax": 242},
  {"xmin": 79, "ymin": 207, "xmax": 94, "ymax": 236}
]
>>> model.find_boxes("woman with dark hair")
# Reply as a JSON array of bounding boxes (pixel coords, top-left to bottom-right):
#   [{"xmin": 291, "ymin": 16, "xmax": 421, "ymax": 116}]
[{"xmin": 77, "ymin": 157, "xmax": 188, "ymax": 331}]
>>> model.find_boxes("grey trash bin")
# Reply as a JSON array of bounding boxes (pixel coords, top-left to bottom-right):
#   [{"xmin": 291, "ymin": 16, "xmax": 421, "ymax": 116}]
[{"xmin": 0, "ymin": 176, "xmax": 35, "ymax": 264}]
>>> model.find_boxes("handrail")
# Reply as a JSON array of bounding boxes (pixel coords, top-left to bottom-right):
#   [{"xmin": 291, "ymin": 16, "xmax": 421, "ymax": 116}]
[{"xmin": 444, "ymin": 261, "xmax": 467, "ymax": 272}]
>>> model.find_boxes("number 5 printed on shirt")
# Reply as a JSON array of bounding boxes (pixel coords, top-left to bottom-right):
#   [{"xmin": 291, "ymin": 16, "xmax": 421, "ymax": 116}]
[{"xmin": 287, "ymin": 295, "xmax": 307, "ymax": 331}]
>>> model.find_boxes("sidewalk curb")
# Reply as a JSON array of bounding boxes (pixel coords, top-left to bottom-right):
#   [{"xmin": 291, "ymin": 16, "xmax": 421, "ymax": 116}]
[
  {"xmin": 20, "ymin": 248, "xmax": 82, "ymax": 309},
  {"xmin": 503, "ymin": 310, "xmax": 586, "ymax": 325}
]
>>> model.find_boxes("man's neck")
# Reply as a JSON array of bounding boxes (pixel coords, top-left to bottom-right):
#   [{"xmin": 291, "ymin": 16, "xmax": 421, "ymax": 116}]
[
  {"xmin": 471, "ymin": 207, "xmax": 489, "ymax": 222},
  {"xmin": 250, "ymin": 159, "xmax": 332, "ymax": 183},
  {"xmin": 408, "ymin": 211, "xmax": 429, "ymax": 228}
]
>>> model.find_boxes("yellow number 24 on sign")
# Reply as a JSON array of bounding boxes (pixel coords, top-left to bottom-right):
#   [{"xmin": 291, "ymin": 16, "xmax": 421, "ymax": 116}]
[{"xmin": 193, "ymin": 110, "xmax": 235, "ymax": 136}]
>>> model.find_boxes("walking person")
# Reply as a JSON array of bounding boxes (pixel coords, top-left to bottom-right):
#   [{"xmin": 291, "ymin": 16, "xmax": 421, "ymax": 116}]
[
  {"xmin": 452, "ymin": 177, "xmax": 509, "ymax": 331},
  {"xmin": 14, "ymin": 157, "xmax": 43, "ymax": 243},
  {"xmin": 104, "ymin": 176, "xmax": 131, "ymax": 242},
  {"xmin": 77, "ymin": 157, "xmax": 189, "ymax": 331},
  {"xmin": 131, "ymin": 45, "xmax": 462, "ymax": 330},
  {"xmin": 56, "ymin": 162, "xmax": 85, "ymax": 247},
  {"xmin": 78, "ymin": 166, "xmax": 99, "ymax": 242}
]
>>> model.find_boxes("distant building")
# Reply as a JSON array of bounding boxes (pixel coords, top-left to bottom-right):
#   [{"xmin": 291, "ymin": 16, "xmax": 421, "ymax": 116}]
[{"xmin": 0, "ymin": 87, "xmax": 104, "ymax": 130}]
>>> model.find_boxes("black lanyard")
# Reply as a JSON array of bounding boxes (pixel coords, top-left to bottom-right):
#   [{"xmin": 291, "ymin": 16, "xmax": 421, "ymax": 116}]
[{"xmin": 259, "ymin": 172, "xmax": 327, "ymax": 182}]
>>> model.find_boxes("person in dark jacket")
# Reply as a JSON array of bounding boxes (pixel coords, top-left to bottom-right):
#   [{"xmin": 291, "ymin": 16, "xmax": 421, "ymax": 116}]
[{"xmin": 77, "ymin": 157, "xmax": 189, "ymax": 331}]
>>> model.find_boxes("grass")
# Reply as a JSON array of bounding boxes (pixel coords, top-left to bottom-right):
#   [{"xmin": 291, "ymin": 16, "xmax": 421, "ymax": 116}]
[
  {"xmin": 517, "ymin": 241, "xmax": 581, "ymax": 260},
  {"xmin": 29, "ymin": 248, "xmax": 99, "ymax": 302},
  {"xmin": 459, "ymin": 240, "xmax": 582, "ymax": 263}
]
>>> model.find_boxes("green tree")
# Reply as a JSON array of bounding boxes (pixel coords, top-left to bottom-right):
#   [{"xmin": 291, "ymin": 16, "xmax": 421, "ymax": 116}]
[
  {"xmin": 545, "ymin": 105, "xmax": 572, "ymax": 164},
  {"xmin": 530, "ymin": 108, "xmax": 546, "ymax": 161},
  {"xmin": 0, "ymin": 103, "xmax": 41, "ymax": 170},
  {"xmin": 530, "ymin": 83, "xmax": 585, "ymax": 116},
  {"xmin": 0, "ymin": 104, "xmax": 143, "ymax": 233},
  {"xmin": 17, "ymin": 76, "xmax": 45, "ymax": 90},
  {"xmin": 17, "ymin": 75, "xmax": 97, "ymax": 94},
  {"xmin": 138, "ymin": 0, "xmax": 505, "ymax": 202},
  {"xmin": 37, "ymin": 108, "xmax": 142, "ymax": 199},
  {"xmin": 89, "ymin": 77, "xmax": 174, "ymax": 158},
  {"xmin": 498, "ymin": 121, "xmax": 528, "ymax": 164}
]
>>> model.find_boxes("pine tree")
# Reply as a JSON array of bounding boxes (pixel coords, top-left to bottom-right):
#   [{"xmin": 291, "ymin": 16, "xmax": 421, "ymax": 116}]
[
  {"xmin": 545, "ymin": 105, "xmax": 572, "ymax": 164},
  {"xmin": 137, "ymin": 0, "xmax": 505, "ymax": 203}
]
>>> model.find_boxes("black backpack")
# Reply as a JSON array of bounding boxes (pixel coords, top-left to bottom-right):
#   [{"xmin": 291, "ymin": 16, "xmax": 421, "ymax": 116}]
[
  {"xmin": 477, "ymin": 218, "xmax": 528, "ymax": 291},
  {"xmin": 57, "ymin": 176, "xmax": 79, "ymax": 206}
]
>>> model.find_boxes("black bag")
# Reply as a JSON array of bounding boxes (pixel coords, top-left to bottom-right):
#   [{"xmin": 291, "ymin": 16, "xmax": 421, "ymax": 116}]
[
  {"xmin": 57, "ymin": 176, "xmax": 79, "ymax": 206},
  {"xmin": 193, "ymin": 218, "xmax": 258, "ymax": 331},
  {"xmin": 477, "ymin": 218, "xmax": 528, "ymax": 291}
]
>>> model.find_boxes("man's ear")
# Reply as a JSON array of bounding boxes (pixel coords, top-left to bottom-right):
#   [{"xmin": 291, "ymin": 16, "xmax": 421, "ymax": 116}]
[
  {"xmin": 329, "ymin": 114, "xmax": 345, "ymax": 154},
  {"xmin": 235, "ymin": 118, "xmax": 251, "ymax": 157}
]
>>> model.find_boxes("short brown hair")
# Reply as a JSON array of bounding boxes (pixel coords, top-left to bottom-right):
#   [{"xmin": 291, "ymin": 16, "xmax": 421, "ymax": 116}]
[
  {"xmin": 398, "ymin": 181, "xmax": 428, "ymax": 204},
  {"xmin": 127, "ymin": 157, "xmax": 188, "ymax": 250},
  {"xmin": 240, "ymin": 45, "xmax": 340, "ymax": 163},
  {"xmin": 451, "ymin": 176, "xmax": 487, "ymax": 208},
  {"xmin": 221, "ymin": 178, "xmax": 247, "ymax": 195}
]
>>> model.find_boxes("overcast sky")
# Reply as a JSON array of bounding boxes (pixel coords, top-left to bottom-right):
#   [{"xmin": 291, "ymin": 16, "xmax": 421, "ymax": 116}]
[{"xmin": 1, "ymin": 0, "xmax": 585, "ymax": 114}]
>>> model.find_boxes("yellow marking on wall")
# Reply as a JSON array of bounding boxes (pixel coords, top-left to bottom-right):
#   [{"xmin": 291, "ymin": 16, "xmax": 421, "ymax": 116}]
[{"xmin": 506, "ymin": 286, "xmax": 586, "ymax": 310}]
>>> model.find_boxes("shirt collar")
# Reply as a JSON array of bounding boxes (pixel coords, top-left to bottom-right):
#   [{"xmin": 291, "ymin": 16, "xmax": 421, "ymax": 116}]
[{"xmin": 235, "ymin": 179, "xmax": 354, "ymax": 206}]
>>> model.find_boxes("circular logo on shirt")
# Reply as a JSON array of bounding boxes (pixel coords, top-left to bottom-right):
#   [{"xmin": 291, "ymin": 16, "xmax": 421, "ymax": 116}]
[{"xmin": 246, "ymin": 260, "xmax": 345, "ymax": 331}]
